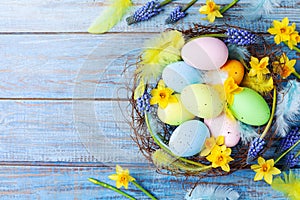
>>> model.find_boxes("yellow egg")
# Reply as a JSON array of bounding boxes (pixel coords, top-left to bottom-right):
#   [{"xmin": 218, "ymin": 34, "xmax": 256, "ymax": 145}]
[
  {"xmin": 221, "ymin": 60, "xmax": 244, "ymax": 84},
  {"xmin": 181, "ymin": 84, "xmax": 224, "ymax": 119},
  {"xmin": 157, "ymin": 94, "xmax": 195, "ymax": 126}
]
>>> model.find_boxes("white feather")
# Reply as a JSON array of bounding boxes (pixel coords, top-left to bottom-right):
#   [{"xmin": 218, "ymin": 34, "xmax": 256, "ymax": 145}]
[
  {"xmin": 238, "ymin": 121, "xmax": 259, "ymax": 144},
  {"xmin": 243, "ymin": 0, "xmax": 281, "ymax": 20},
  {"xmin": 275, "ymin": 80, "xmax": 300, "ymax": 137},
  {"xmin": 185, "ymin": 184, "xmax": 240, "ymax": 200}
]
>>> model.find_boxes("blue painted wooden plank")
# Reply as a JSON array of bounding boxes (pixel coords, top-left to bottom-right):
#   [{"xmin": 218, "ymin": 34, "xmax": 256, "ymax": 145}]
[
  {"xmin": 0, "ymin": 0, "xmax": 299, "ymax": 33},
  {"xmin": 0, "ymin": 100, "xmax": 144, "ymax": 163},
  {"xmin": 0, "ymin": 34, "xmax": 151, "ymax": 99},
  {"xmin": 0, "ymin": 165, "xmax": 298, "ymax": 199}
]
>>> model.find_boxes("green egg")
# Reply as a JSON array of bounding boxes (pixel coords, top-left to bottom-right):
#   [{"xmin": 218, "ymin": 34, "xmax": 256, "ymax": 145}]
[
  {"xmin": 229, "ymin": 88, "xmax": 270, "ymax": 126},
  {"xmin": 158, "ymin": 94, "xmax": 195, "ymax": 126}
]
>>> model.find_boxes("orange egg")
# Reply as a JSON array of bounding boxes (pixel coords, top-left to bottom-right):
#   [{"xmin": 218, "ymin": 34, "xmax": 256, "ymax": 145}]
[{"xmin": 221, "ymin": 60, "xmax": 245, "ymax": 84}]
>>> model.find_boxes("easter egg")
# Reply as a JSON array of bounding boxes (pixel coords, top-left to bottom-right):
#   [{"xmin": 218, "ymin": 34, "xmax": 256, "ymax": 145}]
[
  {"xmin": 181, "ymin": 37, "xmax": 228, "ymax": 70},
  {"xmin": 204, "ymin": 113, "xmax": 241, "ymax": 147},
  {"xmin": 168, "ymin": 120, "xmax": 210, "ymax": 157},
  {"xmin": 162, "ymin": 61, "xmax": 204, "ymax": 93},
  {"xmin": 158, "ymin": 94, "xmax": 195, "ymax": 126},
  {"xmin": 229, "ymin": 88, "xmax": 270, "ymax": 126},
  {"xmin": 221, "ymin": 60, "xmax": 244, "ymax": 84},
  {"xmin": 181, "ymin": 84, "xmax": 224, "ymax": 119}
]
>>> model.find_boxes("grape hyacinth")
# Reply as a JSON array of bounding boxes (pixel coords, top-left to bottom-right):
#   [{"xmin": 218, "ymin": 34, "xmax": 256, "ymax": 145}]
[
  {"xmin": 165, "ymin": 6, "xmax": 186, "ymax": 24},
  {"xmin": 285, "ymin": 153, "xmax": 300, "ymax": 169},
  {"xmin": 127, "ymin": 0, "xmax": 173, "ymax": 25},
  {"xmin": 247, "ymin": 137, "xmax": 266, "ymax": 161},
  {"xmin": 136, "ymin": 92, "xmax": 151, "ymax": 114},
  {"xmin": 225, "ymin": 28, "xmax": 257, "ymax": 46},
  {"xmin": 277, "ymin": 127, "xmax": 300, "ymax": 153}
]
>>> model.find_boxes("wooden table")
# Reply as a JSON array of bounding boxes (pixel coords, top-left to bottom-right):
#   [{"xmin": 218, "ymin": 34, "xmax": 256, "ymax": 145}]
[{"xmin": 1, "ymin": 0, "xmax": 299, "ymax": 199}]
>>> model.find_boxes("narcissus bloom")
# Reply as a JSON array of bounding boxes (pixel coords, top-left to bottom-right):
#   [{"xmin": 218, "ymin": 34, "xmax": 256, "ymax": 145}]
[
  {"xmin": 108, "ymin": 165, "xmax": 135, "ymax": 189},
  {"xmin": 251, "ymin": 157, "xmax": 281, "ymax": 185},
  {"xmin": 199, "ymin": 0, "xmax": 223, "ymax": 23},
  {"xmin": 224, "ymin": 77, "xmax": 243, "ymax": 105},
  {"xmin": 272, "ymin": 53, "xmax": 296, "ymax": 79},
  {"xmin": 200, "ymin": 136, "xmax": 225, "ymax": 157},
  {"xmin": 206, "ymin": 145, "xmax": 234, "ymax": 172},
  {"xmin": 150, "ymin": 80, "xmax": 177, "ymax": 109},
  {"xmin": 268, "ymin": 17, "xmax": 295, "ymax": 45},
  {"xmin": 248, "ymin": 56, "xmax": 270, "ymax": 81}
]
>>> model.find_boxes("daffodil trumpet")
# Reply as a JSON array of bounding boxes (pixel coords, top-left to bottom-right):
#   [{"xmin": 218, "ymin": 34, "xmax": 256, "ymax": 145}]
[{"xmin": 88, "ymin": 178, "xmax": 136, "ymax": 200}]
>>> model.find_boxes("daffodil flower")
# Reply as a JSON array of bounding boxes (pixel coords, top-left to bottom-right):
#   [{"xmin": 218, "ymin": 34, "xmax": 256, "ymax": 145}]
[
  {"xmin": 251, "ymin": 157, "xmax": 281, "ymax": 185},
  {"xmin": 150, "ymin": 80, "xmax": 177, "ymax": 109},
  {"xmin": 206, "ymin": 145, "xmax": 234, "ymax": 172},
  {"xmin": 224, "ymin": 77, "xmax": 243, "ymax": 105},
  {"xmin": 199, "ymin": 0, "xmax": 223, "ymax": 23},
  {"xmin": 268, "ymin": 17, "xmax": 295, "ymax": 45},
  {"xmin": 200, "ymin": 136, "xmax": 225, "ymax": 157},
  {"xmin": 248, "ymin": 56, "xmax": 270, "ymax": 81},
  {"xmin": 108, "ymin": 165, "xmax": 135, "ymax": 189},
  {"xmin": 272, "ymin": 53, "xmax": 296, "ymax": 79}
]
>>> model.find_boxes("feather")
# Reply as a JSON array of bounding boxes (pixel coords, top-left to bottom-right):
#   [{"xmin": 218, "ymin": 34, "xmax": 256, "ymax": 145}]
[
  {"xmin": 135, "ymin": 30, "xmax": 185, "ymax": 83},
  {"xmin": 227, "ymin": 44, "xmax": 250, "ymax": 61},
  {"xmin": 243, "ymin": 0, "xmax": 281, "ymax": 21},
  {"xmin": 238, "ymin": 121, "xmax": 259, "ymax": 144},
  {"xmin": 88, "ymin": 0, "xmax": 132, "ymax": 34},
  {"xmin": 185, "ymin": 184, "xmax": 240, "ymax": 200},
  {"xmin": 271, "ymin": 171, "xmax": 300, "ymax": 200},
  {"xmin": 152, "ymin": 149, "xmax": 206, "ymax": 172},
  {"xmin": 275, "ymin": 80, "xmax": 300, "ymax": 137},
  {"xmin": 241, "ymin": 73, "xmax": 274, "ymax": 95}
]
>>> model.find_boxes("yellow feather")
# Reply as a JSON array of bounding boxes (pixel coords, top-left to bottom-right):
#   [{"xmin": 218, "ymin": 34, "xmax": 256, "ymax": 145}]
[
  {"xmin": 241, "ymin": 72, "xmax": 274, "ymax": 95},
  {"xmin": 272, "ymin": 171, "xmax": 300, "ymax": 200},
  {"xmin": 135, "ymin": 30, "xmax": 185, "ymax": 82},
  {"xmin": 88, "ymin": 0, "xmax": 132, "ymax": 34}
]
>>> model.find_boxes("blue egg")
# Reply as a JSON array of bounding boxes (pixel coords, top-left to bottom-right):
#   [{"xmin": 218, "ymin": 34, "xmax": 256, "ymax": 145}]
[{"xmin": 162, "ymin": 61, "xmax": 204, "ymax": 93}]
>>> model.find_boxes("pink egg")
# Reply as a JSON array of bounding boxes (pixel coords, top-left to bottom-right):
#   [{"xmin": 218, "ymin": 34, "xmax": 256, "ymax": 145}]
[
  {"xmin": 204, "ymin": 113, "xmax": 240, "ymax": 147},
  {"xmin": 181, "ymin": 37, "xmax": 228, "ymax": 70}
]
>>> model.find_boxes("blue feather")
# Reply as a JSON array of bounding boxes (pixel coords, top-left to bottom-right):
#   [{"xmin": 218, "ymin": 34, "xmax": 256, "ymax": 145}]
[
  {"xmin": 227, "ymin": 44, "xmax": 251, "ymax": 61},
  {"xmin": 243, "ymin": 0, "xmax": 281, "ymax": 21},
  {"xmin": 238, "ymin": 121, "xmax": 259, "ymax": 144},
  {"xmin": 275, "ymin": 80, "xmax": 300, "ymax": 137},
  {"xmin": 185, "ymin": 184, "xmax": 240, "ymax": 200}
]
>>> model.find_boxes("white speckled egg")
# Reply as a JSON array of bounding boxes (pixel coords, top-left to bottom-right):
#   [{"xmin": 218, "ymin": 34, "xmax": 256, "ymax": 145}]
[
  {"xmin": 204, "ymin": 113, "xmax": 241, "ymax": 147},
  {"xmin": 181, "ymin": 37, "xmax": 228, "ymax": 70},
  {"xmin": 169, "ymin": 120, "xmax": 210, "ymax": 157},
  {"xmin": 162, "ymin": 61, "xmax": 204, "ymax": 93},
  {"xmin": 157, "ymin": 94, "xmax": 195, "ymax": 126},
  {"xmin": 181, "ymin": 84, "xmax": 224, "ymax": 119}
]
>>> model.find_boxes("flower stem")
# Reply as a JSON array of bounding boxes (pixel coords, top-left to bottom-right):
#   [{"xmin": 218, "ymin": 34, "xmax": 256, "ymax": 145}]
[
  {"xmin": 274, "ymin": 139, "xmax": 300, "ymax": 164},
  {"xmin": 260, "ymin": 86, "xmax": 277, "ymax": 139},
  {"xmin": 292, "ymin": 71, "xmax": 300, "ymax": 79},
  {"xmin": 159, "ymin": 0, "xmax": 174, "ymax": 7},
  {"xmin": 145, "ymin": 113, "xmax": 211, "ymax": 169},
  {"xmin": 296, "ymin": 150, "xmax": 300, "ymax": 157},
  {"xmin": 132, "ymin": 181, "xmax": 157, "ymax": 200},
  {"xmin": 182, "ymin": 0, "xmax": 198, "ymax": 12},
  {"xmin": 88, "ymin": 178, "xmax": 136, "ymax": 200},
  {"xmin": 283, "ymin": 41, "xmax": 300, "ymax": 53},
  {"xmin": 220, "ymin": 0, "xmax": 240, "ymax": 14}
]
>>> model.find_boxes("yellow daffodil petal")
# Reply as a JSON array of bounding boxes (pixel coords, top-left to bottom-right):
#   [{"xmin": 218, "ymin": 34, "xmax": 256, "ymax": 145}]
[
  {"xmin": 116, "ymin": 165, "xmax": 123, "ymax": 174},
  {"xmin": 108, "ymin": 174, "xmax": 119, "ymax": 181},
  {"xmin": 264, "ymin": 173, "xmax": 273, "ymax": 185},
  {"xmin": 257, "ymin": 157, "xmax": 265, "ymax": 165},
  {"xmin": 221, "ymin": 164, "xmax": 230, "ymax": 172},
  {"xmin": 254, "ymin": 171, "xmax": 264, "ymax": 181},
  {"xmin": 200, "ymin": 148, "xmax": 211, "ymax": 157},
  {"xmin": 216, "ymin": 136, "xmax": 225, "ymax": 146}
]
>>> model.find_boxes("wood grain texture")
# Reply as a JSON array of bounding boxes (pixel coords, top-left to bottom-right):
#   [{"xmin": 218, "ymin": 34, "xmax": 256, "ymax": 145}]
[
  {"xmin": 0, "ymin": 100, "xmax": 145, "ymax": 163},
  {"xmin": 1, "ymin": 0, "xmax": 300, "ymax": 199},
  {"xmin": 1, "ymin": 0, "xmax": 299, "ymax": 33},
  {"xmin": 0, "ymin": 165, "xmax": 298, "ymax": 199}
]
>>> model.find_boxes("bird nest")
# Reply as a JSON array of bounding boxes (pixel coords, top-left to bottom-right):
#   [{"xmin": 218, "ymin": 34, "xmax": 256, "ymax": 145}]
[{"xmin": 127, "ymin": 24, "xmax": 294, "ymax": 178}]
